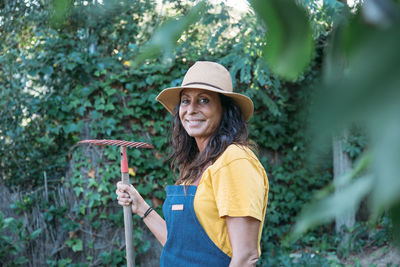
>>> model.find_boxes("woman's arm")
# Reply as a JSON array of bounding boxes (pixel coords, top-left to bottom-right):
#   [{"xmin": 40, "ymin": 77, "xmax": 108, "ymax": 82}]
[
  {"xmin": 116, "ymin": 182, "xmax": 167, "ymax": 246},
  {"xmin": 226, "ymin": 216, "xmax": 260, "ymax": 267},
  {"xmin": 139, "ymin": 203, "xmax": 168, "ymax": 246}
]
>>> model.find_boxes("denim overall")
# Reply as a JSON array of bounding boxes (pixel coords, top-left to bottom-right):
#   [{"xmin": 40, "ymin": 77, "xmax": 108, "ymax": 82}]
[{"xmin": 160, "ymin": 185, "xmax": 231, "ymax": 267}]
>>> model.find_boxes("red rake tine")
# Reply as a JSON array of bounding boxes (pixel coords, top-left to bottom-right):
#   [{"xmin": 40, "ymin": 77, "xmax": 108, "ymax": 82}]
[
  {"xmin": 78, "ymin": 139, "xmax": 154, "ymax": 149},
  {"xmin": 78, "ymin": 139, "xmax": 153, "ymax": 267}
]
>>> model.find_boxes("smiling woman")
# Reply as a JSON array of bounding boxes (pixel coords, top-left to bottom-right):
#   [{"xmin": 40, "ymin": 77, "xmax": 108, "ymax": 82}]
[{"xmin": 116, "ymin": 61, "xmax": 269, "ymax": 267}]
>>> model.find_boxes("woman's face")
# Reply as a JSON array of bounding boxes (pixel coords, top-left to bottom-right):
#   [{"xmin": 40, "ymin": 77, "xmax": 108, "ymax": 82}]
[{"xmin": 179, "ymin": 88, "xmax": 222, "ymax": 149}]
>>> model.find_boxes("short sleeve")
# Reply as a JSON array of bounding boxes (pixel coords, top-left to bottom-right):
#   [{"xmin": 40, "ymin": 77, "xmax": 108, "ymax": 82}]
[{"xmin": 212, "ymin": 158, "xmax": 266, "ymax": 221}]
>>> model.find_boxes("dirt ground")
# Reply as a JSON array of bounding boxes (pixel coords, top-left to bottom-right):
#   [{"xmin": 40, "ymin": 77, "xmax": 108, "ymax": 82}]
[{"xmin": 341, "ymin": 246, "xmax": 400, "ymax": 267}]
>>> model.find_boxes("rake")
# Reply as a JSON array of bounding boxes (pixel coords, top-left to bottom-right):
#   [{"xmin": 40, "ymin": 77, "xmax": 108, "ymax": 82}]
[{"xmin": 78, "ymin": 139, "xmax": 154, "ymax": 267}]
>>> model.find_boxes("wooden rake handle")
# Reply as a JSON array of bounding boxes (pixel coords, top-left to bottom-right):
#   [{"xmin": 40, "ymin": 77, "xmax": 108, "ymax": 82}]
[{"xmin": 121, "ymin": 146, "xmax": 135, "ymax": 267}]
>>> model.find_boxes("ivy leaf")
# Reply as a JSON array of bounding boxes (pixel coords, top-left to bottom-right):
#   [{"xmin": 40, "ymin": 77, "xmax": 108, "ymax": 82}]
[
  {"xmin": 72, "ymin": 239, "xmax": 83, "ymax": 252},
  {"xmin": 66, "ymin": 238, "xmax": 83, "ymax": 252},
  {"xmin": 259, "ymin": 91, "xmax": 281, "ymax": 117},
  {"xmin": 79, "ymin": 204, "xmax": 86, "ymax": 215},
  {"xmin": 64, "ymin": 123, "xmax": 78, "ymax": 134},
  {"xmin": 250, "ymin": 0, "xmax": 314, "ymax": 80},
  {"xmin": 29, "ymin": 228, "xmax": 42, "ymax": 240},
  {"xmin": 81, "ymin": 87, "xmax": 92, "ymax": 97},
  {"xmin": 104, "ymin": 103, "xmax": 115, "ymax": 111},
  {"xmin": 73, "ymin": 187, "xmax": 83, "ymax": 196},
  {"xmin": 28, "ymin": 69, "xmax": 39, "ymax": 77},
  {"xmin": 4, "ymin": 217, "xmax": 15, "ymax": 227},
  {"xmin": 42, "ymin": 66, "xmax": 54, "ymax": 75}
]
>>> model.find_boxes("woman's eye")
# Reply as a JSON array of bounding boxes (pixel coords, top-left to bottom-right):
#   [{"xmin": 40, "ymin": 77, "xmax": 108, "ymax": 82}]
[
  {"xmin": 181, "ymin": 99, "xmax": 190, "ymax": 105},
  {"xmin": 199, "ymin": 98, "xmax": 209, "ymax": 104}
]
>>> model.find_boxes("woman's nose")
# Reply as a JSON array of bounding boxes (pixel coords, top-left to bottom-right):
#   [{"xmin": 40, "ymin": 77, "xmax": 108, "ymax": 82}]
[{"xmin": 187, "ymin": 102, "xmax": 197, "ymax": 114}]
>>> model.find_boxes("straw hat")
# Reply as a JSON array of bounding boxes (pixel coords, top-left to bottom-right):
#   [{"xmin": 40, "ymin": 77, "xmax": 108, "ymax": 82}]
[{"xmin": 156, "ymin": 61, "xmax": 254, "ymax": 121}]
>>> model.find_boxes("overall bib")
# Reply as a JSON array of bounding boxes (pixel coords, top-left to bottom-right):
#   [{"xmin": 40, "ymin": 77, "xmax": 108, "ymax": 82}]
[{"xmin": 160, "ymin": 185, "xmax": 231, "ymax": 267}]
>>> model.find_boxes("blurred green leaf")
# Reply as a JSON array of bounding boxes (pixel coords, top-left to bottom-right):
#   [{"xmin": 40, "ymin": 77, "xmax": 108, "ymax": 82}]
[
  {"xmin": 320, "ymin": 24, "xmax": 400, "ymax": 126},
  {"xmin": 371, "ymin": 107, "xmax": 400, "ymax": 217},
  {"xmin": 131, "ymin": 1, "xmax": 207, "ymax": 67},
  {"xmin": 250, "ymin": 0, "xmax": 314, "ymax": 80},
  {"xmin": 50, "ymin": 0, "xmax": 72, "ymax": 27},
  {"xmin": 289, "ymin": 152, "xmax": 372, "ymax": 240},
  {"xmin": 312, "ymin": 151, "xmax": 372, "ymax": 201},
  {"xmin": 291, "ymin": 174, "xmax": 374, "ymax": 240}
]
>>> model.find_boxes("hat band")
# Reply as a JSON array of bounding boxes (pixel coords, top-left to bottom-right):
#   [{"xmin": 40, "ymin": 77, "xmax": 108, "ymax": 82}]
[{"xmin": 183, "ymin": 82, "xmax": 226, "ymax": 92}]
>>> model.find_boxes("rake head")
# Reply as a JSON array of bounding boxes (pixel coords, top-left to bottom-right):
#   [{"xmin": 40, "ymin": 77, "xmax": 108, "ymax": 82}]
[{"xmin": 78, "ymin": 139, "xmax": 153, "ymax": 149}]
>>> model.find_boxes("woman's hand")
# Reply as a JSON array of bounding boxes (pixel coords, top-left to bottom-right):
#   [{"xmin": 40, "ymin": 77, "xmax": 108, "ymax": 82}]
[
  {"xmin": 116, "ymin": 182, "xmax": 150, "ymax": 217},
  {"xmin": 116, "ymin": 182, "xmax": 167, "ymax": 246}
]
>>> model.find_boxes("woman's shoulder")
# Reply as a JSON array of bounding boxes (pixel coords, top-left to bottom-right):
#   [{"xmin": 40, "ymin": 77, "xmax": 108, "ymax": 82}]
[
  {"xmin": 207, "ymin": 143, "xmax": 267, "ymax": 183},
  {"xmin": 214, "ymin": 143, "xmax": 259, "ymax": 167},
  {"xmin": 224, "ymin": 143, "xmax": 256, "ymax": 157}
]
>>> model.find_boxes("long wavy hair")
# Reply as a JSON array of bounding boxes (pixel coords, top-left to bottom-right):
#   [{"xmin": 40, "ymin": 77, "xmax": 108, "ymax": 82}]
[{"xmin": 169, "ymin": 93, "xmax": 256, "ymax": 185}]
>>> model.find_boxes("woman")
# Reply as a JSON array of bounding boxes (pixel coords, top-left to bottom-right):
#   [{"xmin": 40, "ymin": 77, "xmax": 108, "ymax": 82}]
[{"xmin": 116, "ymin": 61, "xmax": 269, "ymax": 267}]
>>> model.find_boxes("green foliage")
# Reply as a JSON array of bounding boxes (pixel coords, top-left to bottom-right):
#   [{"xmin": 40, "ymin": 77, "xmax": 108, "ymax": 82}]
[
  {"xmin": 0, "ymin": 211, "xmax": 41, "ymax": 266},
  {"xmin": 99, "ymin": 249, "xmax": 125, "ymax": 266},
  {"xmin": 292, "ymin": 252, "xmax": 333, "ymax": 267},
  {"xmin": 342, "ymin": 128, "xmax": 368, "ymax": 160},
  {"xmin": 334, "ymin": 216, "xmax": 394, "ymax": 259},
  {"xmin": 300, "ymin": 0, "xmax": 345, "ymax": 37}
]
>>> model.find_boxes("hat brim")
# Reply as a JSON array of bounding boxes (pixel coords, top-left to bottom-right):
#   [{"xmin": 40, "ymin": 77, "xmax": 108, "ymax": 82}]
[{"xmin": 156, "ymin": 84, "xmax": 254, "ymax": 121}]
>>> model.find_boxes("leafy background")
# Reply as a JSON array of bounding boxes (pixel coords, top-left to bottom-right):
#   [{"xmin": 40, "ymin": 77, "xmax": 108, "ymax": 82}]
[{"xmin": 1, "ymin": 0, "xmax": 399, "ymax": 266}]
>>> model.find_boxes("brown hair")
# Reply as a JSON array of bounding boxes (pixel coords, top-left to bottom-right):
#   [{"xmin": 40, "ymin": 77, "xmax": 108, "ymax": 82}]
[{"xmin": 168, "ymin": 94, "xmax": 256, "ymax": 185}]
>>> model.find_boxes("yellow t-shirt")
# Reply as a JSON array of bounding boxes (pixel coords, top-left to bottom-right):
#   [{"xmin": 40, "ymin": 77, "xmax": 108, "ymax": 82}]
[{"xmin": 193, "ymin": 144, "xmax": 269, "ymax": 257}]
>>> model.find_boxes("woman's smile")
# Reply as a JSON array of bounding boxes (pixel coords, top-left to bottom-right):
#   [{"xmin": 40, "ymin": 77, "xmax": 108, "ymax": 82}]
[{"xmin": 185, "ymin": 118, "xmax": 205, "ymax": 126}]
